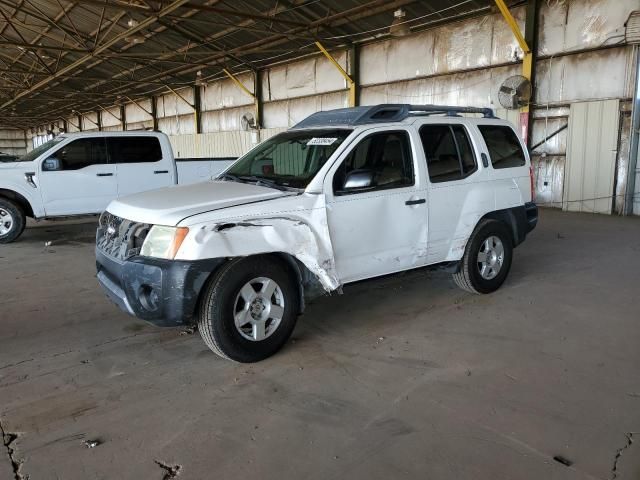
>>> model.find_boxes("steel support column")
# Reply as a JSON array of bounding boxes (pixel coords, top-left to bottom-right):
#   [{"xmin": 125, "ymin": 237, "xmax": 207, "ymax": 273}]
[
  {"xmin": 494, "ymin": 0, "xmax": 535, "ymax": 144},
  {"xmin": 315, "ymin": 41, "xmax": 356, "ymax": 107},
  {"xmin": 193, "ymin": 85, "xmax": 202, "ymax": 134},
  {"xmin": 151, "ymin": 96, "xmax": 159, "ymax": 131}
]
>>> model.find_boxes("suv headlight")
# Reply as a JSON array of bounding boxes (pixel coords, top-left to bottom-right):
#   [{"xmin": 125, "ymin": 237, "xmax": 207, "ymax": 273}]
[{"xmin": 140, "ymin": 225, "xmax": 189, "ymax": 259}]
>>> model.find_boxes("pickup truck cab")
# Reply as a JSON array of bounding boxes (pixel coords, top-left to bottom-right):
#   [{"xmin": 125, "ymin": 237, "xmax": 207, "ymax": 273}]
[
  {"xmin": 0, "ymin": 131, "xmax": 232, "ymax": 243},
  {"xmin": 95, "ymin": 104, "xmax": 538, "ymax": 362}
]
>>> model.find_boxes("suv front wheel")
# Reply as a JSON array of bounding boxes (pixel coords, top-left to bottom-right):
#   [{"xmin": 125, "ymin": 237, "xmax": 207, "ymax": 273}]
[
  {"xmin": 197, "ymin": 256, "xmax": 299, "ymax": 362},
  {"xmin": 453, "ymin": 219, "xmax": 513, "ymax": 294}
]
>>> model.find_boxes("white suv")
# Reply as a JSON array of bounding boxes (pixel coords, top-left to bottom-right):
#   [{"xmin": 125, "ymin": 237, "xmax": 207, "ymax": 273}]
[{"xmin": 95, "ymin": 104, "xmax": 538, "ymax": 362}]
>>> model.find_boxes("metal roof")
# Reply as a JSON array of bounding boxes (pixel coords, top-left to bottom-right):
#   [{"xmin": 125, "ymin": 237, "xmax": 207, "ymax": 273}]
[{"xmin": 0, "ymin": 0, "xmax": 500, "ymax": 129}]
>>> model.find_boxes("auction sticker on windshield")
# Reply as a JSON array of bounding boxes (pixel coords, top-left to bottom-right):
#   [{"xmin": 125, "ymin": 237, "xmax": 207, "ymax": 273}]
[{"xmin": 307, "ymin": 137, "xmax": 338, "ymax": 146}]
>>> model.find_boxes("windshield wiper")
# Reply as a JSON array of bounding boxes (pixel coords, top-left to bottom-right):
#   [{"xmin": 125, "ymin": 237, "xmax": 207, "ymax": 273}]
[
  {"xmin": 237, "ymin": 175, "xmax": 293, "ymax": 192},
  {"xmin": 218, "ymin": 173, "xmax": 243, "ymax": 182}
]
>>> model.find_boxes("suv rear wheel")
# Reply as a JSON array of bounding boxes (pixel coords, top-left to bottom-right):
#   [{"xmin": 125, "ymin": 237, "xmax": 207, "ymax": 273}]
[
  {"xmin": 0, "ymin": 198, "xmax": 26, "ymax": 244},
  {"xmin": 453, "ymin": 219, "xmax": 513, "ymax": 294},
  {"xmin": 197, "ymin": 256, "xmax": 299, "ymax": 362}
]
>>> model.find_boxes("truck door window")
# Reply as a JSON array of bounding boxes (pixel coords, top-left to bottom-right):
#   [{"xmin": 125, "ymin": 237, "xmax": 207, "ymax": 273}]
[
  {"xmin": 478, "ymin": 125, "xmax": 526, "ymax": 168},
  {"xmin": 420, "ymin": 125, "xmax": 477, "ymax": 183},
  {"xmin": 47, "ymin": 138, "xmax": 108, "ymax": 171},
  {"xmin": 333, "ymin": 131, "xmax": 414, "ymax": 194},
  {"xmin": 108, "ymin": 137, "xmax": 162, "ymax": 163}
]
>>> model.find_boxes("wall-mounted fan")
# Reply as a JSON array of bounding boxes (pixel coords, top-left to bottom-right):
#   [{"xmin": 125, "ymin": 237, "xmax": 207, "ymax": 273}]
[
  {"xmin": 498, "ymin": 75, "xmax": 532, "ymax": 109},
  {"xmin": 241, "ymin": 112, "xmax": 257, "ymax": 130}
]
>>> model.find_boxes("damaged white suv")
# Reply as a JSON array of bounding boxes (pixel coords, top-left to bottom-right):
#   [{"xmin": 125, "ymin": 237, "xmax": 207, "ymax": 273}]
[{"xmin": 96, "ymin": 104, "xmax": 537, "ymax": 362}]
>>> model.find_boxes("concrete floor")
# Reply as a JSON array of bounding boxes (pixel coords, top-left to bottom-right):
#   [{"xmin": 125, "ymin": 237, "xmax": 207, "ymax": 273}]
[{"xmin": 0, "ymin": 209, "xmax": 639, "ymax": 480}]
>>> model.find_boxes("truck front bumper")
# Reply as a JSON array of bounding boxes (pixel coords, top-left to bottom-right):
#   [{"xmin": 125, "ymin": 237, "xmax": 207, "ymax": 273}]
[{"xmin": 96, "ymin": 248, "xmax": 225, "ymax": 327}]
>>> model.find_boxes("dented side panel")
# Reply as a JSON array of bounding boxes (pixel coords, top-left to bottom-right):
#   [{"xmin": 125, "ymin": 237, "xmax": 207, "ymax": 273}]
[{"xmin": 175, "ymin": 194, "xmax": 340, "ymax": 291}]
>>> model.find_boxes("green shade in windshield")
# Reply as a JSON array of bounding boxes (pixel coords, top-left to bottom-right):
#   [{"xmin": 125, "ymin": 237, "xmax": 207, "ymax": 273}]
[{"xmin": 226, "ymin": 129, "xmax": 352, "ymax": 189}]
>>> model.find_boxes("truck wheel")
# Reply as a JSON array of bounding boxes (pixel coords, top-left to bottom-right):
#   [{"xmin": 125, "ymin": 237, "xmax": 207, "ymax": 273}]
[
  {"xmin": 453, "ymin": 219, "xmax": 513, "ymax": 294},
  {"xmin": 197, "ymin": 256, "xmax": 299, "ymax": 362},
  {"xmin": 0, "ymin": 198, "xmax": 26, "ymax": 244}
]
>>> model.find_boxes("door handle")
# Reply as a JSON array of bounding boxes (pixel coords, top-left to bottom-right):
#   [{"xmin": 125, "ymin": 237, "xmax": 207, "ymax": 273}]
[
  {"xmin": 405, "ymin": 198, "xmax": 426, "ymax": 206},
  {"xmin": 96, "ymin": 173, "xmax": 113, "ymax": 177},
  {"xmin": 154, "ymin": 170, "xmax": 169, "ymax": 174}
]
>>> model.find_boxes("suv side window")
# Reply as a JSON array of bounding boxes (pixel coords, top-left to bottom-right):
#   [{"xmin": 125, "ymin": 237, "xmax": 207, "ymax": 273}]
[
  {"xmin": 46, "ymin": 138, "xmax": 108, "ymax": 171},
  {"xmin": 333, "ymin": 131, "xmax": 414, "ymax": 194},
  {"xmin": 419, "ymin": 125, "xmax": 477, "ymax": 183},
  {"xmin": 108, "ymin": 137, "xmax": 162, "ymax": 164},
  {"xmin": 478, "ymin": 125, "xmax": 526, "ymax": 169}
]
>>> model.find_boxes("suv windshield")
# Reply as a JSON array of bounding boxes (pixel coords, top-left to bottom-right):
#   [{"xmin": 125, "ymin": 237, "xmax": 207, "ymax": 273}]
[
  {"xmin": 17, "ymin": 138, "xmax": 64, "ymax": 162},
  {"xmin": 224, "ymin": 129, "xmax": 352, "ymax": 189}
]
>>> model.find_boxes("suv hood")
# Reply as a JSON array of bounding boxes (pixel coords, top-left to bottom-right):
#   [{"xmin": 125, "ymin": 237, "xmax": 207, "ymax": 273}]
[
  {"xmin": 106, "ymin": 180, "xmax": 296, "ymax": 226},
  {"xmin": 0, "ymin": 161, "xmax": 27, "ymax": 170}
]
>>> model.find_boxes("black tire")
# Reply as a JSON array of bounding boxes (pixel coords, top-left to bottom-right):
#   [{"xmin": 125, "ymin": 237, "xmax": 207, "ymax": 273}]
[
  {"xmin": 452, "ymin": 219, "xmax": 513, "ymax": 294},
  {"xmin": 197, "ymin": 256, "xmax": 300, "ymax": 363},
  {"xmin": 0, "ymin": 198, "xmax": 26, "ymax": 244}
]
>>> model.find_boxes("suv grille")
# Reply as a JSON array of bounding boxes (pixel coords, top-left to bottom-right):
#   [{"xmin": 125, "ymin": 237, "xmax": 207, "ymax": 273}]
[{"xmin": 97, "ymin": 212, "xmax": 150, "ymax": 260}]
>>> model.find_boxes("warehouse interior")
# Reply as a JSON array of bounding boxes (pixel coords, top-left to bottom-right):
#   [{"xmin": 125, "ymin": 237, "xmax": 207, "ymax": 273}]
[{"xmin": 1, "ymin": 0, "xmax": 640, "ymax": 479}]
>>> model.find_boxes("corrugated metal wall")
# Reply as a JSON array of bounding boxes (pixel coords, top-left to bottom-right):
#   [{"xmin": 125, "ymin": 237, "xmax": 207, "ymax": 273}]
[
  {"xmin": 0, "ymin": 129, "xmax": 27, "ymax": 156},
  {"xmin": 21, "ymin": 0, "xmax": 640, "ymax": 214},
  {"xmin": 564, "ymin": 100, "xmax": 620, "ymax": 214}
]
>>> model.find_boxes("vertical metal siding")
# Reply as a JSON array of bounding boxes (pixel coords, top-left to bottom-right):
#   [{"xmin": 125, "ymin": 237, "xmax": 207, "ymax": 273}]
[{"xmin": 564, "ymin": 100, "xmax": 620, "ymax": 214}]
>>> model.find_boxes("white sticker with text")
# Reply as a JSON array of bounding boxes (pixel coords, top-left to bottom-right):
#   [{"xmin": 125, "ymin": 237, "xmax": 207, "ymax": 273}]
[{"xmin": 307, "ymin": 137, "xmax": 337, "ymax": 146}]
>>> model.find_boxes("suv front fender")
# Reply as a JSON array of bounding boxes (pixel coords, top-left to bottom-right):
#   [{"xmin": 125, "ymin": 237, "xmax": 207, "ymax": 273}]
[{"xmin": 179, "ymin": 210, "xmax": 340, "ymax": 293}]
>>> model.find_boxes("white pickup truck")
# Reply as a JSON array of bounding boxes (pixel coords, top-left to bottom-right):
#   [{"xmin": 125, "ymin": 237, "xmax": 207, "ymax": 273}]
[
  {"xmin": 95, "ymin": 104, "xmax": 538, "ymax": 363},
  {"xmin": 0, "ymin": 131, "xmax": 234, "ymax": 243}
]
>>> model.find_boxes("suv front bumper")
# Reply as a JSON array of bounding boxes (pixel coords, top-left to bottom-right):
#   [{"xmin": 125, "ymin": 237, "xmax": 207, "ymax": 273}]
[{"xmin": 96, "ymin": 248, "xmax": 224, "ymax": 327}]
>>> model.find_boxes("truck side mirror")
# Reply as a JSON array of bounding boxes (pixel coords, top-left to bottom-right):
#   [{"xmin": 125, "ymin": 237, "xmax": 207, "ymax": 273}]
[
  {"xmin": 42, "ymin": 157, "xmax": 61, "ymax": 171},
  {"xmin": 343, "ymin": 169, "xmax": 374, "ymax": 190}
]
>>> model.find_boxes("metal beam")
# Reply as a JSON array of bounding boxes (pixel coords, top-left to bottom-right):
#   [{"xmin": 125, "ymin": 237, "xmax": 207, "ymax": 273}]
[
  {"xmin": 193, "ymin": 84, "xmax": 202, "ymax": 134},
  {"xmin": 0, "ymin": 0, "xmax": 192, "ymax": 110},
  {"xmin": 494, "ymin": 0, "xmax": 534, "ymax": 143},
  {"xmin": 315, "ymin": 41, "xmax": 356, "ymax": 107}
]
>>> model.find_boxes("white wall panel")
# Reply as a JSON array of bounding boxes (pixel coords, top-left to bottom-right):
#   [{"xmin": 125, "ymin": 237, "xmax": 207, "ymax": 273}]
[
  {"xmin": 202, "ymin": 73, "xmax": 254, "ymax": 111},
  {"xmin": 535, "ymin": 47, "xmax": 633, "ymax": 104},
  {"xmin": 169, "ymin": 131, "xmax": 254, "ymax": 158},
  {"xmin": 158, "ymin": 114, "xmax": 196, "ymax": 135},
  {"xmin": 125, "ymin": 99, "xmax": 152, "ymax": 124},
  {"xmin": 101, "ymin": 106, "xmax": 122, "ymax": 128},
  {"xmin": 532, "ymin": 155, "xmax": 565, "ymax": 207},
  {"xmin": 564, "ymin": 99, "xmax": 620, "ymax": 213},
  {"xmin": 81, "ymin": 112, "xmax": 99, "ymax": 131},
  {"xmin": 263, "ymin": 51, "xmax": 348, "ymax": 101},
  {"xmin": 66, "ymin": 115, "xmax": 80, "ymax": 132},
  {"xmin": 157, "ymin": 88, "xmax": 194, "ymax": 118},
  {"xmin": 0, "ymin": 129, "xmax": 26, "ymax": 156},
  {"xmin": 202, "ymin": 105, "xmax": 255, "ymax": 132},
  {"xmin": 263, "ymin": 91, "xmax": 348, "ymax": 128},
  {"xmin": 361, "ymin": 65, "xmax": 520, "ymax": 109},
  {"xmin": 538, "ymin": 0, "xmax": 637, "ymax": 56},
  {"xmin": 360, "ymin": 8, "xmax": 523, "ymax": 87}
]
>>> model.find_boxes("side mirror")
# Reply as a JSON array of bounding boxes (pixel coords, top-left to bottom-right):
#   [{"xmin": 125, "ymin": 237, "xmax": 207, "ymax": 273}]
[
  {"xmin": 42, "ymin": 157, "xmax": 61, "ymax": 171},
  {"xmin": 343, "ymin": 169, "xmax": 374, "ymax": 190}
]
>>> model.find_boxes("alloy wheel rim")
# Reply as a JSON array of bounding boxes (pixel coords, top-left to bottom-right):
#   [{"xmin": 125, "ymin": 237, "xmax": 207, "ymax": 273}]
[
  {"xmin": 477, "ymin": 235, "xmax": 504, "ymax": 280},
  {"xmin": 0, "ymin": 207, "xmax": 14, "ymax": 236},
  {"xmin": 233, "ymin": 276, "xmax": 285, "ymax": 341}
]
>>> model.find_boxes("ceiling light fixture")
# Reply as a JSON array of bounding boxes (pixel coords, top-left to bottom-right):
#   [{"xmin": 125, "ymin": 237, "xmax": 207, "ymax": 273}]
[{"xmin": 389, "ymin": 8, "xmax": 411, "ymax": 37}]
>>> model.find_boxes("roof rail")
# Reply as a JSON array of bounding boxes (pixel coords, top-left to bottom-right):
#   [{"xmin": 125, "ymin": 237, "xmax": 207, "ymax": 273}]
[{"xmin": 292, "ymin": 103, "xmax": 496, "ymax": 129}]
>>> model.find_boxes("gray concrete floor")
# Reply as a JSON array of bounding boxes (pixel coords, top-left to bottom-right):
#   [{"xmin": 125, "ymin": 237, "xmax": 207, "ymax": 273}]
[{"xmin": 1, "ymin": 209, "xmax": 639, "ymax": 480}]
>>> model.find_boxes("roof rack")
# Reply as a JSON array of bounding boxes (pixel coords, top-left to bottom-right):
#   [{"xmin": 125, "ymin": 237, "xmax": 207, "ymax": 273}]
[{"xmin": 292, "ymin": 103, "xmax": 496, "ymax": 129}]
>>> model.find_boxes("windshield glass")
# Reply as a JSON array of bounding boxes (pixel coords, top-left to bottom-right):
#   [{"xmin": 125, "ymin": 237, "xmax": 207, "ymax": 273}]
[
  {"xmin": 17, "ymin": 138, "xmax": 64, "ymax": 162},
  {"xmin": 225, "ymin": 129, "xmax": 352, "ymax": 188}
]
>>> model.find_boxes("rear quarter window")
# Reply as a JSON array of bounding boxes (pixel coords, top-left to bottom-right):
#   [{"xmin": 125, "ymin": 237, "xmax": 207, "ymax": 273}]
[{"xmin": 478, "ymin": 125, "xmax": 526, "ymax": 169}]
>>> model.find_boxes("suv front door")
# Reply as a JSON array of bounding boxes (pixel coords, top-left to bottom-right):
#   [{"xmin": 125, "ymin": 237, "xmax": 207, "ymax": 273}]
[
  {"xmin": 38, "ymin": 137, "xmax": 116, "ymax": 216},
  {"xmin": 325, "ymin": 128, "xmax": 429, "ymax": 283}
]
